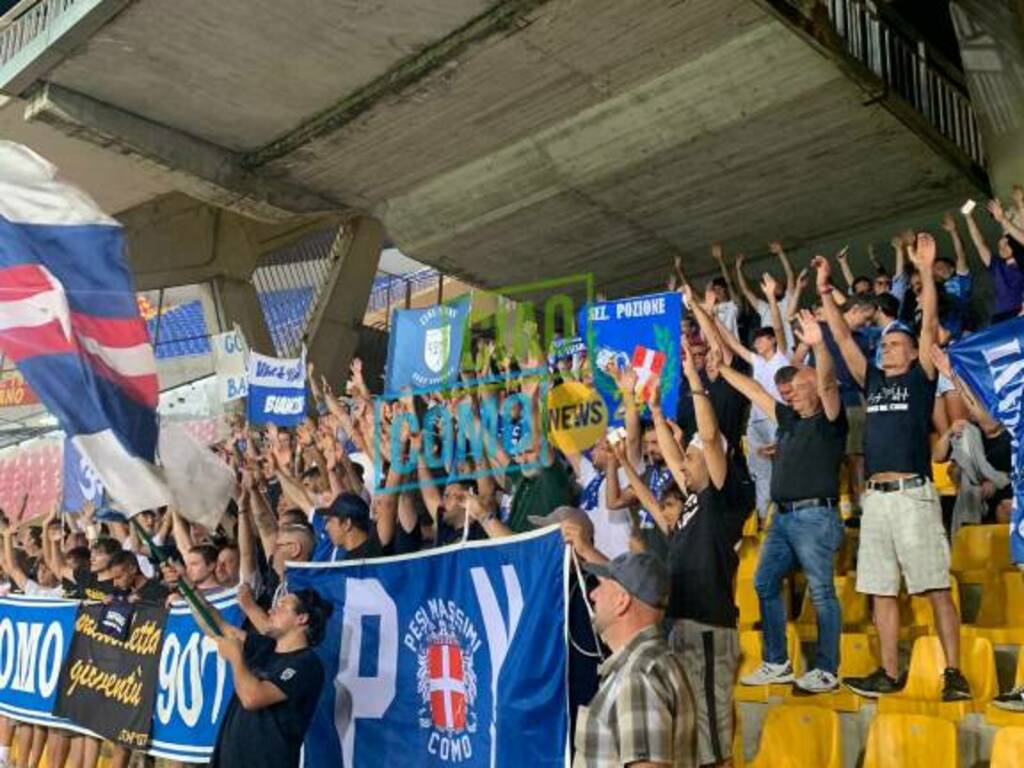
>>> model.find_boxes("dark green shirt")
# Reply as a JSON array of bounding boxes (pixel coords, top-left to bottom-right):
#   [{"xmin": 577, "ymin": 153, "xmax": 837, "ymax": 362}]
[{"xmin": 506, "ymin": 463, "xmax": 573, "ymax": 533}]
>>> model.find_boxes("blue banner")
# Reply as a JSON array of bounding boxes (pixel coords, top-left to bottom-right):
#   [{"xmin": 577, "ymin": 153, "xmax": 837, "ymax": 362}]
[
  {"xmin": 948, "ymin": 317, "xmax": 1024, "ymax": 564},
  {"xmin": 149, "ymin": 591, "xmax": 244, "ymax": 763},
  {"xmin": 286, "ymin": 527, "xmax": 569, "ymax": 768},
  {"xmin": 62, "ymin": 438, "xmax": 104, "ymax": 512},
  {"xmin": 0, "ymin": 595, "xmax": 79, "ymax": 730},
  {"xmin": 385, "ymin": 297, "xmax": 471, "ymax": 396},
  {"xmin": 0, "ymin": 591, "xmax": 243, "ymax": 762},
  {"xmin": 247, "ymin": 350, "xmax": 307, "ymax": 426},
  {"xmin": 579, "ymin": 292, "xmax": 682, "ymax": 426}
]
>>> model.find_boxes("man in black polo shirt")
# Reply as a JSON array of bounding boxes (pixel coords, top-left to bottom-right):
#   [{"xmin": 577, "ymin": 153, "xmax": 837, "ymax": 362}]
[
  {"xmin": 816, "ymin": 235, "xmax": 970, "ymax": 701},
  {"xmin": 199, "ymin": 587, "xmax": 331, "ymax": 768},
  {"xmin": 717, "ymin": 312, "xmax": 848, "ymax": 694}
]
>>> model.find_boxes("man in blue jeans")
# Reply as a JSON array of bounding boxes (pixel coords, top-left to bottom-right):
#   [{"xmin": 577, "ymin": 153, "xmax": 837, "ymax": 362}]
[{"xmin": 716, "ymin": 310, "xmax": 849, "ymax": 694}]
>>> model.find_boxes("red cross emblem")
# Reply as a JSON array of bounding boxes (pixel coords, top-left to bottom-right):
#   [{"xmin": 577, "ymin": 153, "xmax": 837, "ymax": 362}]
[
  {"xmin": 631, "ymin": 345, "xmax": 666, "ymax": 402},
  {"xmin": 427, "ymin": 641, "xmax": 467, "ymax": 732}
]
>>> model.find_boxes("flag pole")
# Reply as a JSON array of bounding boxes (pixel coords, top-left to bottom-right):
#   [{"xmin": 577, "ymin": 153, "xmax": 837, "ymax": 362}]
[{"xmin": 129, "ymin": 516, "xmax": 222, "ymax": 636}]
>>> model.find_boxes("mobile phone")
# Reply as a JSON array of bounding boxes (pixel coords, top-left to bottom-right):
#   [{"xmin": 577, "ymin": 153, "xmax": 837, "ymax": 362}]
[{"xmin": 961, "ymin": 199, "xmax": 976, "ymax": 215}]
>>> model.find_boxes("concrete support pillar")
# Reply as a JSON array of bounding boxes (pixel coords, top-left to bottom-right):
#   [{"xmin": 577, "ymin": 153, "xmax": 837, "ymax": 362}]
[
  {"xmin": 950, "ymin": 1, "xmax": 1024, "ymax": 196},
  {"xmin": 213, "ymin": 275, "xmax": 276, "ymax": 356},
  {"xmin": 306, "ymin": 216, "xmax": 383, "ymax": 387}
]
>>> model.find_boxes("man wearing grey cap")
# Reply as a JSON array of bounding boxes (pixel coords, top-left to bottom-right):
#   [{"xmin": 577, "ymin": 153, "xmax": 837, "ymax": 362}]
[{"xmin": 573, "ymin": 552, "xmax": 696, "ymax": 768}]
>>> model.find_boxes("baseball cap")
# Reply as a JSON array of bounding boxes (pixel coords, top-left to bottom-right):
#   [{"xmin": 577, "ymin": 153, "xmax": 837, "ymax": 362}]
[
  {"xmin": 95, "ymin": 507, "xmax": 127, "ymax": 524},
  {"xmin": 316, "ymin": 492, "xmax": 370, "ymax": 531},
  {"xmin": 528, "ymin": 506, "xmax": 594, "ymax": 539},
  {"xmin": 583, "ymin": 551, "xmax": 669, "ymax": 609},
  {"xmin": 882, "ymin": 320, "xmax": 915, "ymax": 339}
]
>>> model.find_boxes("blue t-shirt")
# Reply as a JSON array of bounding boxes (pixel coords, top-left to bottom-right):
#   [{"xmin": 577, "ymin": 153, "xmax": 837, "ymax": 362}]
[
  {"xmin": 311, "ymin": 514, "xmax": 342, "ymax": 562},
  {"xmin": 940, "ymin": 273, "xmax": 972, "ymax": 339},
  {"xmin": 638, "ymin": 464, "xmax": 673, "ymax": 528},
  {"xmin": 989, "ymin": 257, "xmax": 1024, "ymax": 317}
]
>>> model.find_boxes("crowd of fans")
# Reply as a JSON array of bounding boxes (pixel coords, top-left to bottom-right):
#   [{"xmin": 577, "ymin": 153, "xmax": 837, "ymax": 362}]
[{"xmin": 0, "ymin": 190, "xmax": 1023, "ymax": 767}]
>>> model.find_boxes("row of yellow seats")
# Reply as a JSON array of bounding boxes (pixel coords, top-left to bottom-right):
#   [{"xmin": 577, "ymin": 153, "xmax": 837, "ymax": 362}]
[
  {"xmin": 735, "ymin": 573, "xmax": 962, "ymax": 635},
  {"xmin": 949, "ymin": 524, "xmax": 1016, "ymax": 583},
  {"xmin": 738, "ymin": 563, "xmax": 1024, "ymax": 645},
  {"xmin": 735, "ymin": 622, "xmax": 1021, "ymax": 724},
  {"xmin": 739, "ymin": 517, "xmax": 1015, "ymax": 586},
  {"xmin": 741, "ymin": 706, "xmax": 1024, "ymax": 768}
]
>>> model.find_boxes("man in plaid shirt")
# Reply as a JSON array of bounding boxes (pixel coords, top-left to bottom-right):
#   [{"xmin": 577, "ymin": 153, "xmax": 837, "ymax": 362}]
[{"xmin": 573, "ymin": 552, "xmax": 696, "ymax": 767}]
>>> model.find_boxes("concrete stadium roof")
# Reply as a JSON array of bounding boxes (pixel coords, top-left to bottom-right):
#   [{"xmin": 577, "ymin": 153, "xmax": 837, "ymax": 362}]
[{"xmin": 0, "ymin": 0, "xmax": 987, "ymax": 296}]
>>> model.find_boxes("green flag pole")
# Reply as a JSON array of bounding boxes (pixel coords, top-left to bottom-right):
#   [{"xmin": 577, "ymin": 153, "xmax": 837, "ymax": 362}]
[{"xmin": 129, "ymin": 515, "xmax": 222, "ymax": 637}]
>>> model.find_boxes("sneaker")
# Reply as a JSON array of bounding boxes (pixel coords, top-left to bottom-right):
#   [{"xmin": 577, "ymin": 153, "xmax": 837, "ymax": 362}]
[
  {"xmin": 792, "ymin": 668, "xmax": 840, "ymax": 695},
  {"xmin": 992, "ymin": 685, "xmax": 1024, "ymax": 712},
  {"xmin": 844, "ymin": 667, "xmax": 904, "ymax": 698},
  {"xmin": 938, "ymin": 667, "xmax": 972, "ymax": 701},
  {"xmin": 740, "ymin": 660, "xmax": 794, "ymax": 686}
]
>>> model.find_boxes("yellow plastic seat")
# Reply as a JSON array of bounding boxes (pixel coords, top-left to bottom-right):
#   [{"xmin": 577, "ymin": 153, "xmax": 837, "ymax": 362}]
[
  {"xmin": 785, "ymin": 632, "xmax": 879, "ymax": 712},
  {"xmin": 737, "ymin": 537, "xmax": 761, "ymax": 580},
  {"xmin": 736, "ymin": 578, "xmax": 761, "ymax": 628},
  {"xmin": 986, "ymin": 649, "xmax": 1024, "ymax": 728},
  {"xmin": 835, "ymin": 527, "xmax": 859, "ymax": 575},
  {"xmin": 950, "ymin": 524, "xmax": 1012, "ymax": 584},
  {"xmin": 742, "ymin": 506, "xmax": 760, "ymax": 538},
  {"xmin": 736, "ymin": 577, "xmax": 791, "ymax": 630},
  {"xmin": 736, "ymin": 624, "xmax": 803, "ymax": 702},
  {"xmin": 969, "ymin": 571, "xmax": 1024, "ymax": 645},
  {"xmin": 748, "ymin": 705, "xmax": 841, "ymax": 768},
  {"xmin": 863, "ymin": 713, "xmax": 958, "ymax": 768},
  {"xmin": 795, "ymin": 575, "xmax": 870, "ymax": 640},
  {"xmin": 932, "ymin": 460, "xmax": 957, "ymax": 497},
  {"xmin": 909, "ymin": 575, "xmax": 961, "ymax": 631},
  {"xmin": 991, "ymin": 725, "xmax": 1024, "ymax": 768},
  {"xmin": 879, "ymin": 634, "xmax": 997, "ymax": 720}
]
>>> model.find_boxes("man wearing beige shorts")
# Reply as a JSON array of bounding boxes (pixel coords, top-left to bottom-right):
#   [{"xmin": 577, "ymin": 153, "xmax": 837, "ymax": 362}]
[{"xmin": 814, "ymin": 235, "xmax": 971, "ymax": 701}]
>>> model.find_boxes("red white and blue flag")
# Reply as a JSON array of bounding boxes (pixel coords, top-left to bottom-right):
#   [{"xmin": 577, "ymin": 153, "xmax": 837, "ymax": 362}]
[{"xmin": 0, "ymin": 142, "xmax": 169, "ymax": 512}]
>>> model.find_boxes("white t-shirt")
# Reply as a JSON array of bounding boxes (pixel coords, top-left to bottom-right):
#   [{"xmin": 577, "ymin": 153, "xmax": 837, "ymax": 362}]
[
  {"xmin": 714, "ymin": 301, "xmax": 740, "ymax": 339},
  {"xmin": 349, "ymin": 451, "xmax": 377, "ymax": 502},
  {"xmin": 21, "ymin": 579, "xmax": 64, "ymax": 598},
  {"xmin": 576, "ymin": 456, "xmax": 632, "ymax": 560},
  {"xmin": 122, "ymin": 539, "xmax": 156, "ymax": 579},
  {"xmin": 937, "ymin": 371, "xmax": 956, "ymax": 397},
  {"xmin": 750, "ymin": 351, "xmax": 790, "ymax": 421},
  {"xmin": 754, "ymin": 297, "xmax": 794, "ymax": 351}
]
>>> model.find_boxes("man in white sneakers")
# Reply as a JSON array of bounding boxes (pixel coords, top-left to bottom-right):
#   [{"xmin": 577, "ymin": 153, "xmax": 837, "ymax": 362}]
[{"xmin": 717, "ymin": 312, "xmax": 849, "ymax": 694}]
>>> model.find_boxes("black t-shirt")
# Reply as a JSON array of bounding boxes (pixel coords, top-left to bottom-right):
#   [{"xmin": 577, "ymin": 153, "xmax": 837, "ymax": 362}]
[
  {"xmin": 134, "ymin": 578, "xmax": 170, "ymax": 605},
  {"xmin": 70, "ymin": 566, "xmax": 117, "ymax": 601},
  {"xmin": 771, "ymin": 405, "xmax": 849, "ymax": 502},
  {"xmin": 707, "ymin": 372, "xmax": 749, "ymax": 454},
  {"xmin": 257, "ymin": 567, "xmax": 283, "ymax": 611},
  {"xmin": 982, "ymin": 428, "xmax": 1012, "ymax": 474},
  {"xmin": 435, "ymin": 517, "xmax": 487, "ymax": 548},
  {"xmin": 393, "ymin": 517, "xmax": 487, "ymax": 553},
  {"xmin": 212, "ymin": 633, "xmax": 325, "ymax": 768},
  {"xmin": 667, "ymin": 461, "xmax": 753, "ymax": 628},
  {"xmin": 393, "ymin": 520, "xmax": 425, "ymax": 555},
  {"xmin": 678, "ymin": 368, "xmax": 750, "ymax": 454},
  {"xmin": 862, "ymin": 362, "xmax": 936, "ymax": 478},
  {"xmin": 345, "ymin": 532, "xmax": 384, "ymax": 561}
]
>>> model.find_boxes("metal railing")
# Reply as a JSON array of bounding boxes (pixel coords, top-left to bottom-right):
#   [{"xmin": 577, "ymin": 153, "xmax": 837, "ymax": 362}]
[
  {"xmin": 826, "ymin": 0, "xmax": 984, "ymax": 167},
  {"xmin": 251, "ymin": 227, "xmax": 340, "ymax": 357},
  {"xmin": 365, "ymin": 267, "xmax": 439, "ymax": 315},
  {"xmin": 0, "ymin": 0, "xmax": 78, "ymax": 68}
]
